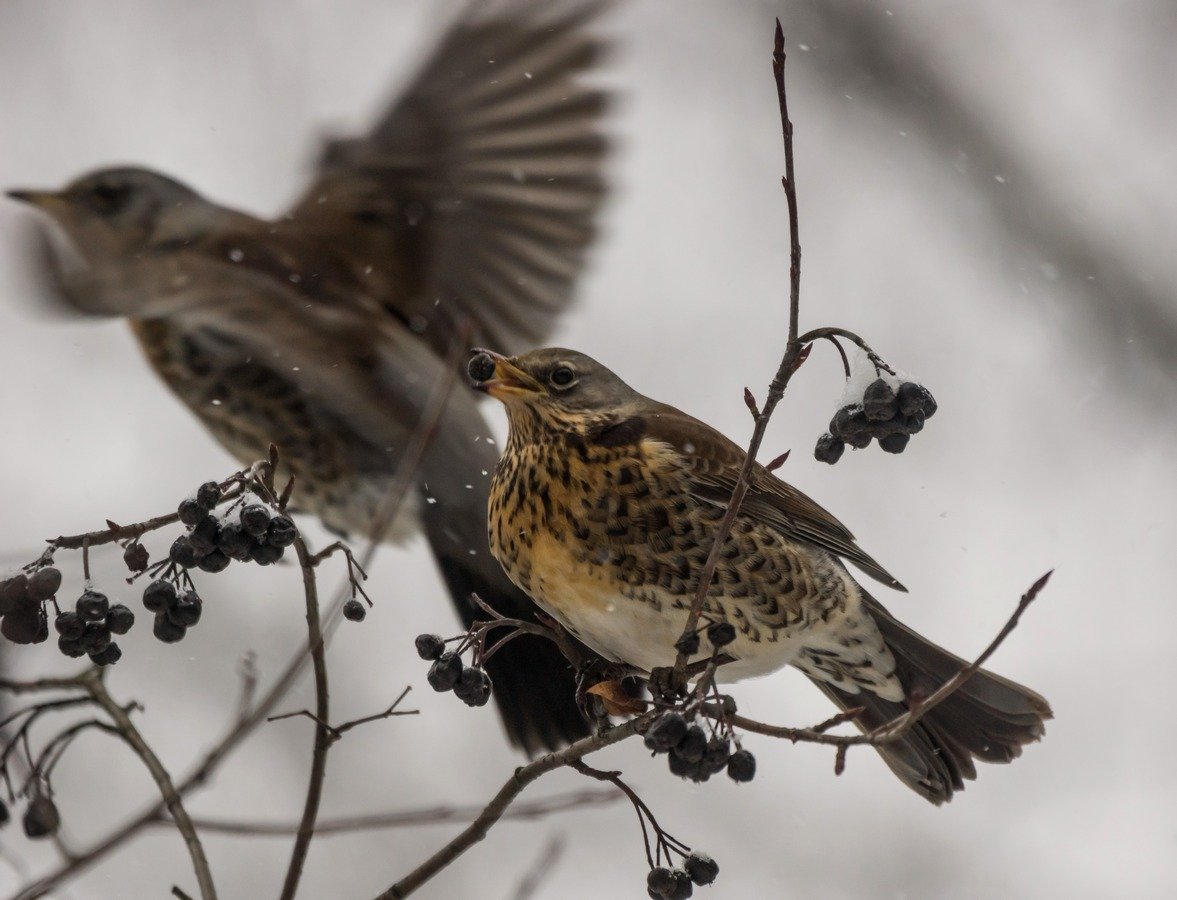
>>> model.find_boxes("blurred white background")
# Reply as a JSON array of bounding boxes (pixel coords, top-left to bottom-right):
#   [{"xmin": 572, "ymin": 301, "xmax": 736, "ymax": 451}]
[{"xmin": 1, "ymin": 1, "xmax": 1175, "ymax": 898}]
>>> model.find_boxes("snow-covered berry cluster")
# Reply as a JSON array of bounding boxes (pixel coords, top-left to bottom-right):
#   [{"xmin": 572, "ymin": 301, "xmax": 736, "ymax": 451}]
[
  {"xmin": 815, "ymin": 352, "xmax": 937, "ymax": 464},
  {"xmin": 646, "ymin": 851, "xmax": 720, "ymax": 899},
  {"xmin": 644, "ymin": 711, "xmax": 755, "ymax": 785},
  {"xmin": 170, "ymin": 483, "xmax": 297, "ymax": 572}
]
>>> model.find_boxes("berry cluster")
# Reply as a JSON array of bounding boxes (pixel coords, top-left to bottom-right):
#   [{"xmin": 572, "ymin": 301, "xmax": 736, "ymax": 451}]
[
  {"xmin": 647, "ymin": 852, "xmax": 719, "ymax": 899},
  {"xmin": 416, "ymin": 633, "xmax": 492, "ymax": 707},
  {"xmin": 1, "ymin": 565, "xmax": 134, "ymax": 666},
  {"xmin": 815, "ymin": 377, "xmax": 937, "ymax": 463},
  {"xmin": 170, "ymin": 483, "xmax": 297, "ymax": 573},
  {"xmin": 56, "ymin": 590, "xmax": 134, "ymax": 666},
  {"xmin": 644, "ymin": 712, "xmax": 755, "ymax": 784},
  {"xmin": 142, "ymin": 580, "xmax": 202, "ymax": 644},
  {"xmin": 0, "ymin": 566, "xmax": 59, "ymax": 645}
]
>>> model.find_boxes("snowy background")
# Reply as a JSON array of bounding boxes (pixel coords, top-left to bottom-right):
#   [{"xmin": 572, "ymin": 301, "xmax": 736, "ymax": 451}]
[{"xmin": 1, "ymin": 1, "xmax": 1175, "ymax": 898}]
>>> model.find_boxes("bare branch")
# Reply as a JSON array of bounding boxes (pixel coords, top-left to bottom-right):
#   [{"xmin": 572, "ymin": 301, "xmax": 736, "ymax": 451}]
[{"xmin": 84, "ymin": 672, "xmax": 216, "ymax": 900}]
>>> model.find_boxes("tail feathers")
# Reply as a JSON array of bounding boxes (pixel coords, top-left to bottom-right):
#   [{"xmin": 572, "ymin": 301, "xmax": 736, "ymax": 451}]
[
  {"xmin": 814, "ymin": 595, "xmax": 1051, "ymax": 805},
  {"xmin": 431, "ymin": 551, "xmax": 592, "ymax": 756}
]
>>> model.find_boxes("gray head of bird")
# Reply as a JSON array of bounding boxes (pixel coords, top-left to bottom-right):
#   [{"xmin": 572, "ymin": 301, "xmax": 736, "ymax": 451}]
[
  {"xmin": 469, "ymin": 347, "xmax": 643, "ymax": 437},
  {"xmin": 6, "ymin": 166, "xmax": 225, "ymax": 315}
]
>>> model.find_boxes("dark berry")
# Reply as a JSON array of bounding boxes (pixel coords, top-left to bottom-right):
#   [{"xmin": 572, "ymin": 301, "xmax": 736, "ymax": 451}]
[
  {"xmin": 143, "ymin": 579, "xmax": 177, "ymax": 613},
  {"xmin": 76, "ymin": 590, "xmax": 109, "ymax": 621},
  {"xmin": 123, "ymin": 542, "xmax": 149, "ymax": 572},
  {"xmin": 415, "ymin": 633, "xmax": 445, "ymax": 660},
  {"xmin": 727, "ymin": 749, "xmax": 756, "ymax": 783},
  {"xmin": 647, "ymin": 867, "xmax": 675, "ymax": 896},
  {"xmin": 90, "ymin": 642, "xmax": 122, "ymax": 667},
  {"xmin": 57, "ymin": 636, "xmax": 86, "ymax": 658},
  {"xmin": 187, "ymin": 516, "xmax": 220, "ymax": 556},
  {"xmin": 674, "ymin": 631, "xmax": 700, "ymax": 655},
  {"xmin": 1, "ymin": 608, "xmax": 48, "ymax": 644},
  {"xmin": 22, "ymin": 795, "xmax": 60, "ymax": 839},
  {"xmin": 250, "ymin": 542, "xmax": 284, "ymax": 566},
  {"xmin": 717, "ymin": 694, "xmax": 738, "ymax": 716},
  {"xmin": 672, "ymin": 724, "xmax": 707, "ymax": 764},
  {"xmin": 667, "ymin": 750, "xmax": 699, "ymax": 780},
  {"xmin": 845, "ymin": 430, "xmax": 871, "ymax": 449},
  {"xmin": 266, "ymin": 514, "xmax": 297, "ymax": 548},
  {"xmin": 27, "ymin": 566, "xmax": 62, "ymax": 601},
  {"xmin": 900, "ymin": 412, "xmax": 925, "ymax": 435},
  {"xmin": 468, "ymin": 352, "xmax": 496, "ymax": 384},
  {"xmin": 878, "ymin": 432, "xmax": 910, "ymax": 454},
  {"xmin": 814, "ymin": 433, "xmax": 845, "ymax": 465},
  {"xmin": 105, "ymin": 604, "xmax": 135, "ymax": 635},
  {"xmin": 240, "ymin": 504, "xmax": 271, "ymax": 537},
  {"xmin": 863, "ymin": 378, "xmax": 898, "ymax": 421},
  {"xmin": 168, "ymin": 591, "xmax": 202, "ymax": 627},
  {"xmin": 897, "ymin": 381, "xmax": 937, "ymax": 418},
  {"xmin": 177, "ymin": 498, "xmax": 207, "ymax": 527},
  {"xmin": 153, "ymin": 612, "xmax": 187, "ymax": 643},
  {"xmin": 0, "ymin": 574, "xmax": 28, "ymax": 615},
  {"xmin": 684, "ymin": 852, "xmax": 718, "ymax": 887},
  {"xmin": 831, "ymin": 405, "xmax": 869, "ymax": 439},
  {"xmin": 217, "ymin": 522, "xmax": 253, "ymax": 561},
  {"xmin": 195, "ymin": 481, "xmax": 221, "ymax": 510},
  {"xmin": 706, "ymin": 621, "xmax": 736, "ymax": 649},
  {"xmin": 702, "ymin": 736, "xmax": 731, "ymax": 775},
  {"xmin": 80, "ymin": 622, "xmax": 111, "ymax": 655},
  {"xmin": 667, "ymin": 870, "xmax": 694, "ymax": 900},
  {"xmin": 454, "ymin": 666, "xmax": 492, "ymax": 707},
  {"xmin": 169, "ymin": 536, "xmax": 198, "ymax": 568},
  {"xmin": 427, "ymin": 651, "xmax": 463, "ymax": 692},
  {"xmin": 198, "ymin": 549, "xmax": 231, "ymax": 573},
  {"xmin": 343, "ymin": 599, "xmax": 367, "ymax": 622},
  {"xmin": 644, "ymin": 712, "xmax": 688, "ymax": 753},
  {"xmin": 55, "ymin": 611, "xmax": 84, "ymax": 639}
]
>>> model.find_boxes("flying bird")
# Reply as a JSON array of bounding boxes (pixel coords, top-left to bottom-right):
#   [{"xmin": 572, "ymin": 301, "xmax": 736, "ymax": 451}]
[
  {"xmin": 7, "ymin": 2, "xmax": 612, "ymax": 754},
  {"xmin": 473, "ymin": 347, "xmax": 1051, "ymax": 803}
]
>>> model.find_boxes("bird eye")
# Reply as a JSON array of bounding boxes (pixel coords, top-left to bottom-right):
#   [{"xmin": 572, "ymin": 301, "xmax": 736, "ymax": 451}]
[
  {"xmin": 85, "ymin": 183, "xmax": 132, "ymax": 216},
  {"xmin": 549, "ymin": 365, "xmax": 576, "ymax": 388}
]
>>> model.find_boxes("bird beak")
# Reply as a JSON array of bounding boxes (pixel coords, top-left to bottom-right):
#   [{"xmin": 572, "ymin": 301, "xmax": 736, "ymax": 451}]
[
  {"xmin": 6, "ymin": 189, "xmax": 68, "ymax": 216},
  {"xmin": 470, "ymin": 348, "xmax": 544, "ymax": 399}
]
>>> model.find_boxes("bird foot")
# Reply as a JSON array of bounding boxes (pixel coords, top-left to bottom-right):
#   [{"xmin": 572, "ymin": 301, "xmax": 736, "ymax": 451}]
[{"xmin": 648, "ymin": 665, "xmax": 689, "ymax": 705}]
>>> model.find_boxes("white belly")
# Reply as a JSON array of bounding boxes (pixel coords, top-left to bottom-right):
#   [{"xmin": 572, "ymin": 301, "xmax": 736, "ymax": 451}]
[{"xmin": 525, "ymin": 532, "xmax": 807, "ymax": 682}]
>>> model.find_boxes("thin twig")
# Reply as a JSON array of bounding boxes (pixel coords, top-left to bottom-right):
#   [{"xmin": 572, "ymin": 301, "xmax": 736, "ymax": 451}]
[
  {"xmin": 84, "ymin": 672, "xmax": 216, "ymax": 900},
  {"xmin": 150, "ymin": 790, "xmax": 618, "ymax": 838},
  {"xmin": 670, "ymin": 20, "xmax": 805, "ymax": 687},
  {"xmin": 277, "ymin": 538, "xmax": 331, "ymax": 900}
]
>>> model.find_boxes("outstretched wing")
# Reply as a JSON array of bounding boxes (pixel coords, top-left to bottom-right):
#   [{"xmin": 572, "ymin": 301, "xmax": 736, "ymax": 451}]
[
  {"xmin": 639, "ymin": 404, "xmax": 907, "ymax": 591},
  {"xmin": 285, "ymin": 0, "xmax": 612, "ymax": 356}
]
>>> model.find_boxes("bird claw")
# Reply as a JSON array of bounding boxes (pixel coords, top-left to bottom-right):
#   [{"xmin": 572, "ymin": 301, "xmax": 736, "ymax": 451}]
[{"xmin": 648, "ymin": 665, "xmax": 688, "ymax": 704}]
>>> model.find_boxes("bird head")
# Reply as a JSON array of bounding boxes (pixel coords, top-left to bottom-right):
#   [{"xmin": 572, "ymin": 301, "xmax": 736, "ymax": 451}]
[
  {"xmin": 469, "ymin": 347, "xmax": 640, "ymax": 437},
  {"xmin": 6, "ymin": 167, "xmax": 216, "ymax": 314}
]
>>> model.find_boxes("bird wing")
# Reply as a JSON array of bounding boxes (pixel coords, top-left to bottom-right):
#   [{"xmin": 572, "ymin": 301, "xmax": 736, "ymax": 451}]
[
  {"xmin": 283, "ymin": 0, "xmax": 612, "ymax": 356},
  {"xmin": 638, "ymin": 404, "xmax": 906, "ymax": 591}
]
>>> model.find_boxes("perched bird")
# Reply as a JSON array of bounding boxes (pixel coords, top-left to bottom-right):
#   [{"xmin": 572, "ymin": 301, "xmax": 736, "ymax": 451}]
[
  {"xmin": 6, "ymin": 3, "xmax": 612, "ymax": 754},
  {"xmin": 473, "ymin": 347, "xmax": 1051, "ymax": 803}
]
